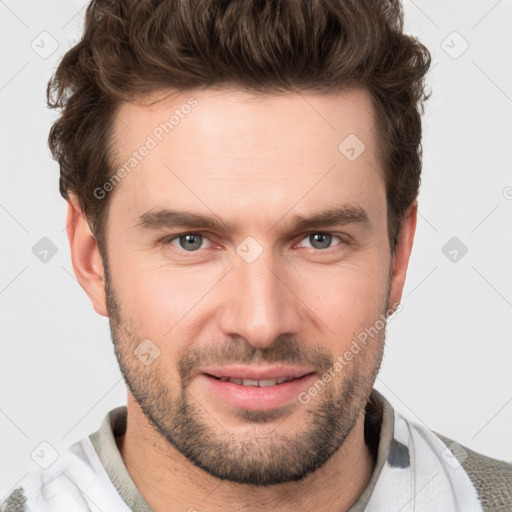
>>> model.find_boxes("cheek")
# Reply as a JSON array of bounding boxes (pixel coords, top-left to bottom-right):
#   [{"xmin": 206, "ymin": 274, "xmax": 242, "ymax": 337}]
[
  {"xmin": 109, "ymin": 255, "xmax": 221, "ymax": 340},
  {"xmin": 293, "ymin": 262, "xmax": 388, "ymax": 349}
]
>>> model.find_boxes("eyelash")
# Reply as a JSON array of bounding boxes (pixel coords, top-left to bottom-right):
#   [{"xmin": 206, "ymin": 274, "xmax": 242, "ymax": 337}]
[{"xmin": 161, "ymin": 231, "xmax": 346, "ymax": 256}]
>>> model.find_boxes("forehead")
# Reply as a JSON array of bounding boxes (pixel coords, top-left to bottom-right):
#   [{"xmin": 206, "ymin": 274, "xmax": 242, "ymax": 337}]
[
  {"xmin": 113, "ymin": 87, "xmax": 380, "ymax": 159},
  {"xmin": 108, "ymin": 87, "xmax": 385, "ymax": 229}
]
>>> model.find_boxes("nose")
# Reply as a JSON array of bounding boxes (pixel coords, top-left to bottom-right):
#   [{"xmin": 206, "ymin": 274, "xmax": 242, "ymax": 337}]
[{"xmin": 216, "ymin": 249, "xmax": 302, "ymax": 349}]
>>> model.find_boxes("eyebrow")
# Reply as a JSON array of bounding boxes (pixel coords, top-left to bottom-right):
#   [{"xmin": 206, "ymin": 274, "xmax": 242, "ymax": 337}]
[{"xmin": 135, "ymin": 204, "xmax": 370, "ymax": 234}]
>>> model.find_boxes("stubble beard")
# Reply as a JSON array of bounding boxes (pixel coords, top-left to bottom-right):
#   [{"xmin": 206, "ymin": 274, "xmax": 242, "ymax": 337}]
[{"xmin": 104, "ymin": 262, "xmax": 388, "ymax": 486}]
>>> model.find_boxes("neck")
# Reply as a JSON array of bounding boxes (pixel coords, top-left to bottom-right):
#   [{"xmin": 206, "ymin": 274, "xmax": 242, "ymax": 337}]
[{"xmin": 117, "ymin": 396, "xmax": 375, "ymax": 512}]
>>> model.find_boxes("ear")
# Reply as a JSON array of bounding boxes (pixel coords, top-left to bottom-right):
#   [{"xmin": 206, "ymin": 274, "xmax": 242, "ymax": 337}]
[
  {"xmin": 388, "ymin": 201, "xmax": 417, "ymax": 312},
  {"xmin": 66, "ymin": 196, "xmax": 108, "ymax": 317}
]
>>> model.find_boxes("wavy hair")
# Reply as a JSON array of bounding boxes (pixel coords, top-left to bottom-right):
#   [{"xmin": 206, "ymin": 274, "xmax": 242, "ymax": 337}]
[{"xmin": 47, "ymin": 0, "xmax": 431, "ymax": 255}]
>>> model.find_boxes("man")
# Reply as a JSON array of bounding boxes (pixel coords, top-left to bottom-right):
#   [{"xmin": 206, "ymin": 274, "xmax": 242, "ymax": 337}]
[{"xmin": 2, "ymin": 0, "xmax": 511, "ymax": 511}]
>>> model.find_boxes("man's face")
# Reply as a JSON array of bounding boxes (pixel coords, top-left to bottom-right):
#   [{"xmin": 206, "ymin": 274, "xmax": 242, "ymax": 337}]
[{"xmin": 101, "ymin": 88, "xmax": 398, "ymax": 485}]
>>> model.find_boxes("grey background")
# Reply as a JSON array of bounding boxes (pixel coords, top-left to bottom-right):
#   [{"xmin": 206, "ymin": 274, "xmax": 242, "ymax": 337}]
[{"xmin": 1, "ymin": 0, "xmax": 511, "ymax": 498}]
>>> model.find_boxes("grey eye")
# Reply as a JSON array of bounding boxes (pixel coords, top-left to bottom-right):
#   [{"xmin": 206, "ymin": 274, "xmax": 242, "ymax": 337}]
[
  {"xmin": 178, "ymin": 234, "xmax": 204, "ymax": 251},
  {"xmin": 307, "ymin": 233, "xmax": 333, "ymax": 250}
]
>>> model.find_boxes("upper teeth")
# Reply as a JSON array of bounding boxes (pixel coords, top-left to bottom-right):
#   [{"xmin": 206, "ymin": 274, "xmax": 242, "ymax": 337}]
[{"xmin": 219, "ymin": 377, "xmax": 294, "ymax": 386}]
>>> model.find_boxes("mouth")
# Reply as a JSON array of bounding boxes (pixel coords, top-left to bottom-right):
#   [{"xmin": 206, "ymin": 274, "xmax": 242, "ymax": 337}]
[
  {"xmin": 198, "ymin": 366, "xmax": 317, "ymax": 411},
  {"xmin": 208, "ymin": 375, "xmax": 298, "ymax": 387}
]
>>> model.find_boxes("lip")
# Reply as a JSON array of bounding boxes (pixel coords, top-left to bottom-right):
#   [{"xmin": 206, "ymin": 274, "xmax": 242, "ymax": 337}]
[
  {"xmin": 198, "ymin": 368, "xmax": 317, "ymax": 411},
  {"xmin": 200, "ymin": 365, "xmax": 314, "ymax": 381}
]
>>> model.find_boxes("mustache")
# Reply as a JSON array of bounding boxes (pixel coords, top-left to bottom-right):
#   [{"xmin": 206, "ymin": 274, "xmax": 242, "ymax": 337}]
[{"xmin": 178, "ymin": 336, "xmax": 334, "ymax": 386}]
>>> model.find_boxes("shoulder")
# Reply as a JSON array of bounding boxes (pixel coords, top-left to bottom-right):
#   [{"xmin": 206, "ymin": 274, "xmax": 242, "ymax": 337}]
[
  {"xmin": 1, "ymin": 438, "xmax": 97, "ymax": 512},
  {"xmin": 1, "ymin": 407, "xmax": 130, "ymax": 512},
  {"xmin": 0, "ymin": 487, "xmax": 27, "ymax": 512},
  {"xmin": 434, "ymin": 431, "xmax": 512, "ymax": 512}
]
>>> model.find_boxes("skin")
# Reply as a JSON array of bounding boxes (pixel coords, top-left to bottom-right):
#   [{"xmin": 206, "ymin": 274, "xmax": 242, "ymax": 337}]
[{"xmin": 67, "ymin": 87, "xmax": 417, "ymax": 512}]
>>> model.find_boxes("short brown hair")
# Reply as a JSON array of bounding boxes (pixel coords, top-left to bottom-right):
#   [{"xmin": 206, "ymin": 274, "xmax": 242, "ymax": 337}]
[{"xmin": 48, "ymin": 0, "xmax": 431, "ymax": 257}]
